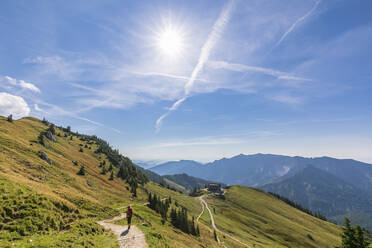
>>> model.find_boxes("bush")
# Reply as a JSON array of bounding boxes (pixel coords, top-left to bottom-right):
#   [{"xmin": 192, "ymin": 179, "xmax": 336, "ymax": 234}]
[
  {"xmin": 7, "ymin": 114, "xmax": 13, "ymax": 122},
  {"xmin": 42, "ymin": 117, "xmax": 48, "ymax": 125},
  {"xmin": 77, "ymin": 165, "xmax": 85, "ymax": 176}
]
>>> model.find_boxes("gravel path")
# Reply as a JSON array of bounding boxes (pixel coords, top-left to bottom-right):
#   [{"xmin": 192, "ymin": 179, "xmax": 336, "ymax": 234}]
[{"xmin": 98, "ymin": 213, "xmax": 148, "ymax": 248}]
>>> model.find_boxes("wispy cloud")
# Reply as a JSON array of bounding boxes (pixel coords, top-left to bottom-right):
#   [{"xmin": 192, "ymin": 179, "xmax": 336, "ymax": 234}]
[
  {"xmin": 34, "ymin": 100, "xmax": 104, "ymax": 126},
  {"xmin": 34, "ymin": 100, "xmax": 124, "ymax": 134},
  {"xmin": 269, "ymin": 93, "xmax": 304, "ymax": 105},
  {"xmin": 276, "ymin": 0, "xmax": 321, "ymax": 47},
  {"xmin": 155, "ymin": 0, "xmax": 236, "ymax": 132},
  {"xmin": 1, "ymin": 75, "xmax": 41, "ymax": 93},
  {"xmin": 151, "ymin": 138, "xmax": 244, "ymax": 148},
  {"xmin": 130, "ymin": 71, "xmax": 210, "ymax": 83},
  {"xmin": 207, "ymin": 60, "xmax": 311, "ymax": 81},
  {"xmin": 148, "ymin": 130, "xmax": 280, "ymax": 148}
]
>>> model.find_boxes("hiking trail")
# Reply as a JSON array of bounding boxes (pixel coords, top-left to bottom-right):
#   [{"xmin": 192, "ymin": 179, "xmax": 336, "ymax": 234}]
[
  {"xmin": 98, "ymin": 212, "xmax": 148, "ymax": 248},
  {"xmin": 198, "ymin": 194, "xmax": 251, "ymax": 248}
]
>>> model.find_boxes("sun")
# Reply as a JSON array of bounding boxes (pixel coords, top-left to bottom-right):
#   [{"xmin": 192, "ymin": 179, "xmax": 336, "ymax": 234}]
[{"xmin": 156, "ymin": 26, "xmax": 184, "ymax": 58}]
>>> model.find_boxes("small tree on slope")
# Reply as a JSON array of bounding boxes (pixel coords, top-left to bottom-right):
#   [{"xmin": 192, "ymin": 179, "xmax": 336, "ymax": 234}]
[
  {"xmin": 77, "ymin": 165, "xmax": 85, "ymax": 176},
  {"xmin": 340, "ymin": 217, "xmax": 369, "ymax": 248}
]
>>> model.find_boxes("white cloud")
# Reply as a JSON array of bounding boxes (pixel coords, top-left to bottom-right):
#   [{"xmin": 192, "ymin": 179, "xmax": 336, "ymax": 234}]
[
  {"xmin": 207, "ymin": 60, "xmax": 311, "ymax": 81},
  {"xmin": 1, "ymin": 75, "xmax": 41, "ymax": 93},
  {"xmin": 0, "ymin": 92, "xmax": 30, "ymax": 119},
  {"xmin": 19, "ymin": 80, "xmax": 41, "ymax": 93},
  {"xmin": 4, "ymin": 76, "xmax": 17, "ymax": 85},
  {"xmin": 34, "ymin": 104, "xmax": 43, "ymax": 112}
]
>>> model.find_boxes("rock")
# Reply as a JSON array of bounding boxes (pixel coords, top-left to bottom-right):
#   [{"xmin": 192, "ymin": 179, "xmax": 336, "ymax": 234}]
[
  {"xmin": 38, "ymin": 150, "xmax": 52, "ymax": 165},
  {"xmin": 45, "ymin": 131, "xmax": 56, "ymax": 142}
]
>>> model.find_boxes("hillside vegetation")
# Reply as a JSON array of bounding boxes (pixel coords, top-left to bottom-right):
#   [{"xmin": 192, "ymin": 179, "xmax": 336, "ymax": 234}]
[
  {"xmin": 0, "ymin": 117, "xmax": 351, "ymax": 247},
  {"xmin": 200, "ymin": 186, "xmax": 342, "ymax": 248}
]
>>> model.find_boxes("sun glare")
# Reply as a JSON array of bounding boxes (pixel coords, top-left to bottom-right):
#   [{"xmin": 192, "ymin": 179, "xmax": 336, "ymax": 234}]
[{"xmin": 156, "ymin": 27, "xmax": 184, "ymax": 58}]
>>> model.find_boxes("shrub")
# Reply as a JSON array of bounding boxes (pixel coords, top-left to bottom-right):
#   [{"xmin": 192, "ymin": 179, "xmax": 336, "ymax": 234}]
[
  {"xmin": 77, "ymin": 165, "xmax": 85, "ymax": 176},
  {"xmin": 7, "ymin": 114, "xmax": 13, "ymax": 122},
  {"xmin": 42, "ymin": 117, "xmax": 48, "ymax": 125}
]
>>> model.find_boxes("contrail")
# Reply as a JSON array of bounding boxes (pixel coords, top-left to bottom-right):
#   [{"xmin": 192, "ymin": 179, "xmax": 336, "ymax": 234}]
[
  {"xmin": 276, "ymin": 0, "xmax": 321, "ymax": 47},
  {"xmin": 155, "ymin": 0, "xmax": 235, "ymax": 132}
]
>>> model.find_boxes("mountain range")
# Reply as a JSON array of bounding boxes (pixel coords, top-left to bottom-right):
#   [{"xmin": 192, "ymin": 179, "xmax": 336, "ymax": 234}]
[
  {"xmin": 149, "ymin": 153, "xmax": 372, "ymax": 230},
  {"xmin": 149, "ymin": 154, "xmax": 372, "ymax": 191}
]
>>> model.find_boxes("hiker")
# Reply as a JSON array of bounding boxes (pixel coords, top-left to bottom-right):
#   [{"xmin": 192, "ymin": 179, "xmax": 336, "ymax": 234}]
[{"xmin": 126, "ymin": 205, "xmax": 133, "ymax": 229}]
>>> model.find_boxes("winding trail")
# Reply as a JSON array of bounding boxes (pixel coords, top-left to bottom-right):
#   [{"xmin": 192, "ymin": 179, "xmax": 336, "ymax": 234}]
[
  {"xmin": 198, "ymin": 195, "xmax": 251, "ymax": 248},
  {"xmin": 196, "ymin": 197, "xmax": 205, "ymax": 223},
  {"xmin": 98, "ymin": 212, "xmax": 148, "ymax": 248}
]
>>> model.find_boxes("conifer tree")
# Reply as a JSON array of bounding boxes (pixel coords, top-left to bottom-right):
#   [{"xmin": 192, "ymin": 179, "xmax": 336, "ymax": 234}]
[
  {"xmin": 77, "ymin": 165, "xmax": 85, "ymax": 175},
  {"xmin": 42, "ymin": 117, "xmax": 48, "ymax": 125},
  {"xmin": 191, "ymin": 216, "xmax": 196, "ymax": 236},
  {"xmin": 214, "ymin": 230, "xmax": 218, "ymax": 242},
  {"xmin": 101, "ymin": 165, "xmax": 107, "ymax": 175},
  {"xmin": 109, "ymin": 171, "xmax": 114, "ymax": 180},
  {"xmin": 342, "ymin": 218, "xmax": 356, "ymax": 248},
  {"xmin": 355, "ymin": 225, "xmax": 369, "ymax": 248},
  {"xmin": 48, "ymin": 124, "xmax": 56, "ymax": 135}
]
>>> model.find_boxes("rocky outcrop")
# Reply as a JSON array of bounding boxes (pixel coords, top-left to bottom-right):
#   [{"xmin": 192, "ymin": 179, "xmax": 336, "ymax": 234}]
[
  {"xmin": 45, "ymin": 131, "xmax": 56, "ymax": 142},
  {"xmin": 38, "ymin": 150, "xmax": 52, "ymax": 165}
]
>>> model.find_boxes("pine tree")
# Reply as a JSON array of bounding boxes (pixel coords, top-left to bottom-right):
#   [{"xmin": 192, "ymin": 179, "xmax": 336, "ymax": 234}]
[
  {"xmin": 342, "ymin": 218, "xmax": 356, "ymax": 248},
  {"xmin": 42, "ymin": 117, "xmax": 48, "ymax": 125},
  {"xmin": 38, "ymin": 132, "xmax": 46, "ymax": 146},
  {"xmin": 7, "ymin": 114, "xmax": 13, "ymax": 122},
  {"xmin": 214, "ymin": 230, "xmax": 218, "ymax": 242},
  {"xmin": 77, "ymin": 165, "xmax": 85, "ymax": 176},
  {"xmin": 109, "ymin": 171, "xmax": 114, "ymax": 180},
  {"xmin": 48, "ymin": 124, "xmax": 56, "ymax": 135},
  {"xmin": 191, "ymin": 216, "xmax": 196, "ymax": 236},
  {"xmin": 355, "ymin": 225, "xmax": 369, "ymax": 248},
  {"xmin": 171, "ymin": 208, "xmax": 177, "ymax": 227},
  {"xmin": 101, "ymin": 165, "xmax": 107, "ymax": 175},
  {"xmin": 196, "ymin": 224, "xmax": 200, "ymax": 236}
]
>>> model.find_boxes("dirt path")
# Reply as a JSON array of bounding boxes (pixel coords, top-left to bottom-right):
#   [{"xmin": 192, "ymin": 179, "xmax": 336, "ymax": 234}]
[
  {"xmin": 98, "ymin": 213, "xmax": 148, "ymax": 248},
  {"xmin": 199, "ymin": 195, "xmax": 251, "ymax": 248},
  {"xmin": 196, "ymin": 197, "xmax": 205, "ymax": 223}
]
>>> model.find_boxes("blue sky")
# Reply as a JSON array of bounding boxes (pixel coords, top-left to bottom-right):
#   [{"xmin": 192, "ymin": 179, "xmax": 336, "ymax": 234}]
[{"xmin": 1, "ymin": 0, "xmax": 372, "ymax": 163}]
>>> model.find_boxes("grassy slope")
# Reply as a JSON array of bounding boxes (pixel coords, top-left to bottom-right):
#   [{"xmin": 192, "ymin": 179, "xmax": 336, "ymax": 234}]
[
  {"xmin": 0, "ymin": 117, "xmax": 217, "ymax": 247},
  {"xmin": 0, "ymin": 117, "xmax": 133, "ymax": 247},
  {"xmin": 0, "ymin": 117, "xmax": 353, "ymax": 248},
  {"xmin": 202, "ymin": 186, "xmax": 342, "ymax": 248}
]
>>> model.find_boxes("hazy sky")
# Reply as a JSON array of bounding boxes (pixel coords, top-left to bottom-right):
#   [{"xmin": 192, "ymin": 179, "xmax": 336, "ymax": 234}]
[{"xmin": 1, "ymin": 0, "xmax": 372, "ymax": 163}]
